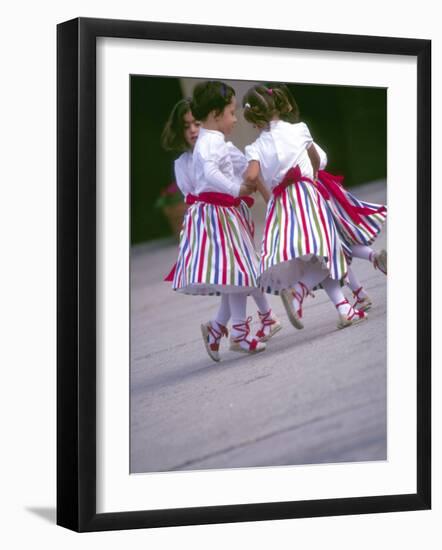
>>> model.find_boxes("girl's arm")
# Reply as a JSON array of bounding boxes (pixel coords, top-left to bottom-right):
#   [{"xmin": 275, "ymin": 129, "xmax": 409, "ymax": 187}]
[
  {"xmin": 203, "ymin": 159, "xmax": 240, "ymax": 196},
  {"xmin": 242, "ymin": 160, "xmax": 270, "ymax": 201},
  {"xmin": 313, "ymin": 142, "xmax": 328, "ymax": 170},
  {"xmin": 240, "ymin": 160, "xmax": 260, "ymax": 196},
  {"xmin": 307, "ymin": 143, "xmax": 320, "ymax": 179},
  {"xmin": 256, "ymin": 176, "xmax": 271, "ymax": 203}
]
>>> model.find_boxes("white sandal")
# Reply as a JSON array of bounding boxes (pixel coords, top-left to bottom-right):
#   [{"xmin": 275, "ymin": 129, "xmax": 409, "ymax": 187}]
[
  {"xmin": 280, "ymin": 282, "xmax": 310, "ymax": 329},
  {"xmin": 201, "ymin": 321, "xmax": 228, "ymax": 362},
  {"xmin": 372, "ymin": 249, "xmax": 387, "ymax": 275},
  {"xmin": 336, "ymin": 299, "xmax": 367, "ymax": 329},
  {"xmin": 229, "ymin": 317, "xmax": 266, "ymax": 354},
  {"xmin": 352, "ymin": 286, "xmax": 372, "ymax": 312},
  {"xmin": 255, "ymin": 309, "xmax": 282, "ymax": 342}
]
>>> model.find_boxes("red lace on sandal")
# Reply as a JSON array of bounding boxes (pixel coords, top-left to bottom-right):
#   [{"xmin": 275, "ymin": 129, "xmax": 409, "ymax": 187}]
[
  {"xmin": 335, "ymin": 299, "xmax": 365, "ymax": 321},
  {"xmin": 231, "ymin": 317, "xmax": 260, "ymax": 351},
  {"xmin": 352, "ymin": 286, "xmax": 365, "ymax": 305},
  {"xmin": 256, "ymin": 310, "xmax": 277, "ymax": 339},
  {"xmin": 207, "ymin": 322, "xmax": 228, "ymax": 352},
  {"xmin": 291, "ymin": 282, "xmax": 310, "ymax": 318}
]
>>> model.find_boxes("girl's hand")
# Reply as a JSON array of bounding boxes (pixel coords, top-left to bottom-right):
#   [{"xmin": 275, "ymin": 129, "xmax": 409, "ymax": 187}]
[
  {"xmin": 239, "ymin": 182, "xmax": 256, "ymax": 196},
  {"xmin": 256, "ymin": 177, "xmax": 271, "ymax": 203}
]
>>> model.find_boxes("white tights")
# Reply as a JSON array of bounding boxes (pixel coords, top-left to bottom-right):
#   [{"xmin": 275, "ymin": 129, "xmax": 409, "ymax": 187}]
[
  {"xmin": 351, "ymin": 244, "xmax": 374, "ymax": 262},
  {"xmin": 214, "ymin": 293, "xmax": 248, "ymax": 339},
  {"xmin": 346, "ymin": 266, "xmax": 368, "ymax": 297},
  {"xmin": 321, "ymin": 277, "xmax": 352, "ymax": 315},
  {"xmin": 292, "ymin": 264, "xmax": 351, "ymax": 316},
  {"xmin": 214, "ymin": 290, "xmax": 271, "ymax": 328}
]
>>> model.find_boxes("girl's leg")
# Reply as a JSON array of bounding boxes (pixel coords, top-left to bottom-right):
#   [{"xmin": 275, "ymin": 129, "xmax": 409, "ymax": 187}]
[
  {"xmin": 321, "ymin": 276, "xmax": 367, "ymax": 329},
  {"xmin": 251, "ymin": 289, "xmax": 282, "ymax": 342},
  {"xmin": 214, "ymin": 294, "xmax": 231, "ymax": 327},
  {"xmin": 229, "ymin": 293, "xmax": 266, "ymax": 353},
  {"xmin": 347, "ymin": 265, "xmax": 366, "ymax": 294},
  {"xmin": 280, "ymin": 267, "xmax": 326, "ymax": 329},
  {"xmin": 351, "ymin": 244, "xmax": 373, "ymax": 261},
  {"xmin": 347, "ymin": 266, "xmax": 372, "ymax": 311},
  {"xmin": 201, "ymin": 295, "xmax": 230, "ymax": 362},
  {"xmin": 352, "ymin": 244, "xmax": 387, "ymax": 275},
  {"xmin": 251, "ymin": 289, "xmax": 271, "ymax": 315}
]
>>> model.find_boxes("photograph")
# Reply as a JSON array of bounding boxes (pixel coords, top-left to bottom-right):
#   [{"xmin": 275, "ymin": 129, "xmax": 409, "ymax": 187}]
[
  {"xmin": 56, "ymin": 16, "xmax": 430, "ymax": 531},
  {"xmin": 130, "ymin": 76, "xmax": 388, "ymax": 474}
]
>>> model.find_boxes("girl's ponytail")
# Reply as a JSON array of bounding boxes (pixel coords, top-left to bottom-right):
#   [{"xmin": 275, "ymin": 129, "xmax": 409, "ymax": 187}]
[
  {"xmin": 243, "ymin": 85, "xmax": 276, "ymax": 126},
  {"xmin": 272, "ymin": 87, "xmax": 292, "ymax": 117},
  {"xmin": 267, "ymin": 83, "xmax": 300, "ymax": 123},
  {"xmin": 243, "ymin": 83, "xmax": 300, "ymax": 126}
]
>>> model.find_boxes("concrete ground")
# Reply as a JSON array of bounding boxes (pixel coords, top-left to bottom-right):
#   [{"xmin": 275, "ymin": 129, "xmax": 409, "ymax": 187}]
[{"xmin": 130, "ymin": 181, "xmax": 387, "ymax": 473}]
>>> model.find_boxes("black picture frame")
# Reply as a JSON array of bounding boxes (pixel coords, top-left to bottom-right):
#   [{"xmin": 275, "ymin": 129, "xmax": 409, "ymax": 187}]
[{"xmin": 57, "ymin": 17, "xmax": 431, "ymax": 532}]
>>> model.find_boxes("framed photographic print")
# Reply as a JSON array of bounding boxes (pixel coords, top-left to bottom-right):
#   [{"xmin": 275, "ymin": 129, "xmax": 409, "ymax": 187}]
[{"xmin": 57, "ymin": 17, "xmax": 431, "ymax": 532}]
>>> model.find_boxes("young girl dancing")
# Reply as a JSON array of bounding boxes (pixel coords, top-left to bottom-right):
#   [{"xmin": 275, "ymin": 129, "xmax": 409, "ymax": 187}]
[
  {"xmin": 162, "ymin": 97, "xmax": 281, "ymax": 356},
  {"xmin": 267, "ymin": 83, "xmax": 387, "ymax": 312},
  {"xmin": 242, "ymin": 85, "xmax": 367, "ymax": 330},
  {"xmin": 171, "ymin": 81, "xmax": 281, "ymax": 361}
]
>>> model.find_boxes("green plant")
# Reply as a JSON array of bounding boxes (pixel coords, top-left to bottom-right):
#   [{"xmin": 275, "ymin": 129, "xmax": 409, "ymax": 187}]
[{"xmin": 154, "ymin": 181, "xmax": 184, "ymax": 209}]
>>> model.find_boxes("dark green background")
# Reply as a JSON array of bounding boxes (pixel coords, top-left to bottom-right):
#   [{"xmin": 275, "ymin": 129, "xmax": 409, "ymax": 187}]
[{"xmin": 131, "ymin": 77, "xmax": 386, "ymax": 245}]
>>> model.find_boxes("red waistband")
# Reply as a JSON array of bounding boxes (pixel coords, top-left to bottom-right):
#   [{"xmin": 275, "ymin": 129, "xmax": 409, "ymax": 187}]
[
  {"xmin": 272, "ymin": 165, "xmax": 316, "ymax": 198},
  {"xmin": 272, "ymin": 166, "xmax": 386, "ymax": 225},
  {"xmin": 186, "ymin": 192, "xmax": 254, "ymax": 208}
]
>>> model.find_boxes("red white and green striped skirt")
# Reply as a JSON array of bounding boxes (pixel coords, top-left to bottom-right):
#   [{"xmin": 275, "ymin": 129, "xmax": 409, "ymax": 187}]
[
  {"xmin": 316, "ymin": 170, "xmax": 387, "ymax": 248},
  {"xmin": 173, "ymin": 198, "xmax": 260, "ymax": 295},
  {"xmin": 259, "ymin": 179, "xmax": 349, "ymax": 294}
]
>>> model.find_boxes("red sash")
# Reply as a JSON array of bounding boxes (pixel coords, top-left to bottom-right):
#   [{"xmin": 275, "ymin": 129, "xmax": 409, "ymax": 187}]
[
  {"xmin": 272, "ymin": 166, "xmax": 386, "ymax": 225},
  {"xmin": 185, "ymin": 193, "xmax": 199, "ymax": 205},
  {"xmin": 317, "ymin": 170, "xmax": 386, "ymax": 225},
  {"xmin": 272, "ymin": 165, "xmax": 317, "ymax": 198},
  {"xmin": 186, "ymin": 192, "xmax": 254, "ymax": 208}
]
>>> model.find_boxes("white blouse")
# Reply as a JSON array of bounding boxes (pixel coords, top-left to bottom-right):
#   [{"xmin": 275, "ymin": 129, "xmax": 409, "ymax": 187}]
[
  {"xmin": 174, "ymin": 151, "xmax": 194, "ymax": 197},
  {"xmin": 226, "ymin": 141, "xmax": 248, "ymax": 183},
  {"xmin": 192, "ymin": 128, "xmax": 241, "ymax": 197},
  {"xmin": 174, "ymin": 141, "xmax": 247, "ymax": 198},
  {"xmin": 245, "ymin": 120, "xmax": 315, "ymax": 190},
  {"xmin": 315, "ymin": 142, "xmax": 328, "ymax": 170}
]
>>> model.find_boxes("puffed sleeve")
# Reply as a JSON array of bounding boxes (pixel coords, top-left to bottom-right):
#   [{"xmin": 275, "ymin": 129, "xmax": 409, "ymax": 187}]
[
  {"xmin": 299, "ymin": 122, "xmax": 314, "ymax": 150},
  {"xmin": 198, "ymin": 135, "xmax": 240, "ymax": 196},
  {"xmin": 313, "ymin": 142, "xmax": 328, "ymax": 170},
  {"xmin": 174, "ymin": 153, "xmax": 194, "ymax": 197},
  {"xmin": 244, "ymin": 140, "xmax": 261, "ymax": 163}
]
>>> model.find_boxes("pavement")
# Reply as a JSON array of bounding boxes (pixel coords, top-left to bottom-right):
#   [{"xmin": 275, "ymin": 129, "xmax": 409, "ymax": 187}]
[{"xmin": 130, "ymin": 181, "xmax": 387, "ymax": 473}]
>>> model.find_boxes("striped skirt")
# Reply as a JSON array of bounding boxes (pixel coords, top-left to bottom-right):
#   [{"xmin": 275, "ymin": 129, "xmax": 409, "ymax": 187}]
[
  {"xmin": 173, "ymin": 202, "xmax": 260, "ymax": 295},
  {"xmin": 238, "ymin": 201, "xmax": 255, "ymax": 241},
  {"xmin": 317, "ymin": 171, "xmax": 387, "ymax": 248},
  {"xmin": 259, "ymin": 180, "xmax": 350, "ymax": 294}
]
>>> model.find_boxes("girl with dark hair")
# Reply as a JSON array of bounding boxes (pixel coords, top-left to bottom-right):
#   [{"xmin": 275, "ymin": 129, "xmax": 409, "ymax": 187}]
[
  {"xmin": 171, "ymin": 81, "xmax": 280, "ymax": 360},
  {"xmin": 161, "ymin": 98, "xmax": 201, "ymax": 199},
  {"xmin": 162, "ymin": 94, "xmax": 281, "ymax": 358},
  {"xmin": 242, "ymin": 84, "xmax": 368, "ymax": 329}
]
